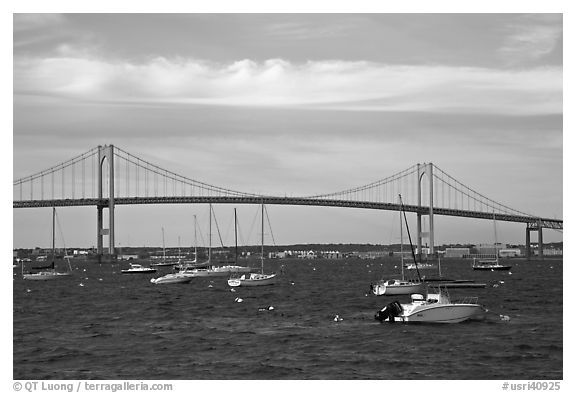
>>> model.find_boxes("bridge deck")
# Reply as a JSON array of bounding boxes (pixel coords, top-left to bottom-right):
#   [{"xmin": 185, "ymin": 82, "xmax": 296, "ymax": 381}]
[{"xmin": 12, "ymin": 196, "xmax": 562, "ymax": 229}]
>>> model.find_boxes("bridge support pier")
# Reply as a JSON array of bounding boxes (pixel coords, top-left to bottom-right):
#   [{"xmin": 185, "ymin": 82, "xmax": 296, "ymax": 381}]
[
  {"xmin": 96, "ymin": 145, "xmax": 115, "ymax": 259},
  {"xmin": 525, "ymin": 222, "xmax": 544, "ymax": 261}
]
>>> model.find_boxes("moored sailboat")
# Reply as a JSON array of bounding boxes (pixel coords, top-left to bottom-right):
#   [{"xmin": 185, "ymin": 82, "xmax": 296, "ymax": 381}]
[
  {"xmin": 22, "ymin": 207, "xmax": 73, "ymax": 281},
  {"xmin": 472, "ymin": 213, "xmax": 512, "ymax": 271},
  {"xmin": 151, "ymin": 227, "xmax": 178, "ymax": 267},
  {"xmin": 228, "ymin": 203, "xmax": 276, "ymax": 287},
  {"xmin": 371, "ymin": 195, "xmax": 424, "ymax": 296},
  {"xmin": 182, "ymin": 206, "xmax": 251, "ymax": 278}
]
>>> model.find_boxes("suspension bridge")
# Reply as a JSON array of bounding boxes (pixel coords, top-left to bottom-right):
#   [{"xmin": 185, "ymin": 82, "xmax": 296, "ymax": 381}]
[{"xmin": 13, "ymin": 145, "xmax": 562, "ymax": 259}]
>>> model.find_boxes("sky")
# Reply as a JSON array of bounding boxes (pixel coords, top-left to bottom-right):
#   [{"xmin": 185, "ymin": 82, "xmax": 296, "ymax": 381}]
[{"xmin": 11, "ymin": 11, "xmax": 564, "ymax": 249}]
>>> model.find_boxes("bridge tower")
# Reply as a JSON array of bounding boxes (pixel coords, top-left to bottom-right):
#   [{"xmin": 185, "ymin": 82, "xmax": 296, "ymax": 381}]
[
  {"xmin": 526, "ymin": 221, "xmax": 544, "ymax": 260},
  {"xmin": 417, "ymin": 163, "xmax": 435, "ymax": 259},
  {"xmin": 97, "ymin": 145, "xmax": 115, "ymax": 257}
]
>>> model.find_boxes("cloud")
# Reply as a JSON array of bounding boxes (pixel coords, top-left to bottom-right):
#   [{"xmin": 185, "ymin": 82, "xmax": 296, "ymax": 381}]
[
  {"xmin": 263, "ymin": 21, "xmax": 354, "ymax": 40},
  {"xmin": 13, "ymin": 14, "xmax": 66, "ymax": 31},
  {"xmin": 14, "ymin": 55, "xmax": 562, "ymax": 115},
  {"xmin": 499, "ymin": 14, "xmax": 562, "ymax": 63}
]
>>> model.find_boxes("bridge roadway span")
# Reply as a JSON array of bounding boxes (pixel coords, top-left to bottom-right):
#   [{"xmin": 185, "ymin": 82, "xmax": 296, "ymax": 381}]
[{"xmin": 13, "ymin": 196, "xmax": 562, "ymax": 229}]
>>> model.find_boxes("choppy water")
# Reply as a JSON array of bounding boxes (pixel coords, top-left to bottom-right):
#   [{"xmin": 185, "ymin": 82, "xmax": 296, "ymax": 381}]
[{"xmin": 13, "ymin": 257, "xmax": 562, "ymax": 379}]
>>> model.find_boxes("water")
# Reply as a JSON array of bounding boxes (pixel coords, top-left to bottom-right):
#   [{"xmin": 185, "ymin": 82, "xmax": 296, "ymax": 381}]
[{"xmin": 13, "ymin": 257, "xmax": 562, "ymax": 379}]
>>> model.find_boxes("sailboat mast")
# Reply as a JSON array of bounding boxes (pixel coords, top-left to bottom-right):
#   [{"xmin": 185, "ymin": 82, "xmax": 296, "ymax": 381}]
[
  {"xmin": 399, "ymin": 195, "xmax": 422, "ymax": 282},
  {"xmin": 261, "ymin": 202, "xmax": 264, "ymax": 274},
  {"xmin": 234, "ymin": 208, "xmax": 238, "ymax": 265},
  {"xmin": 194, "ymin": 214, "xmax": 198, "ymax": 262},
  {"xmin": 162, "ymin": 227, "xmax": 166, "ymax": 261}
]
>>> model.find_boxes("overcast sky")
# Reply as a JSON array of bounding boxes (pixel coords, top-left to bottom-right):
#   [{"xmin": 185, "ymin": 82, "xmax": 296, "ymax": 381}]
[{"xmin": 12, "ymin": 13, "xmax": 563, "ymax": 249}]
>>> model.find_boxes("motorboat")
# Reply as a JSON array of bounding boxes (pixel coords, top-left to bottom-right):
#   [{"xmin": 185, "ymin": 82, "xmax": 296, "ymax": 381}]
[
  {"xmin": 375, "ymin": 289, "xmax": 486, "ymax": 323},
  {"xmin": 121, "ymin": 263, "xmax": 157, "ymax": 274},
  {"xmin": 150, "ymin": 272, "xmax": 192, "ymax": 284}
]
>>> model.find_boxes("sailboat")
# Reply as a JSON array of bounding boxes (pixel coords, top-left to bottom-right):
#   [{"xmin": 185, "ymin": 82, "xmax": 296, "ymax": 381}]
[
  {"xmin": 371, "ymin": 195, "xmax": 424, "ymax": 296},
  {"xmin": 152, "ymin": 218, "xmax": 199, "ymax": 284},
  {"xmin": 22, "ymin": 207, "xmax": 73, "ymax": 280},
  {"xmin": 227, "ymin": 203, "xmax": 276, "ymax": 287},
  {"xmin": 151, "ymin": 227, "xmax": 178, "ymax": 267},
  {"xmin": 472, "ymin": 214, "xmax": 512, "ymax": 271},
  {"xmin": 182, "ymin": 206, "xmax": 251, "ymax": 278},
  {"xmin": 175, "ymin": 214, "xmax": 209, "ymax": 270},
  {"xmin": 211, "ymin": 208, "xmax": 251, "ymax": 274}
]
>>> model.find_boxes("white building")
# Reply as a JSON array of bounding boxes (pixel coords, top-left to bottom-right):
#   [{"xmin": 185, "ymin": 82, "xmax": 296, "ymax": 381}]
[{"xmin": 445, "ymin": 248, "xmax": 470, "ymax": 258}]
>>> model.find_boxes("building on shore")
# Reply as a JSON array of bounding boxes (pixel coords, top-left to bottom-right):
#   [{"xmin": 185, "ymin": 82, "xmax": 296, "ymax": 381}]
[{"xmin": 444, "ymin": 248, "xmax": 471, "ymax": 258}]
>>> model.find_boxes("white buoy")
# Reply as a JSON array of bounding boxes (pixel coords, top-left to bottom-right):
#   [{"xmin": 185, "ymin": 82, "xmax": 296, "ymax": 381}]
[
  {"xmin": 79, "ymin": 283, "xmax": 84, "ymax": 287},
  {"xmin": 208, "ymin": 284, "xmax": 213, "ymax": 288},
  {"xmin": 508, "ymin": 271, "xmax": 512, "ymax": 275},
  {"xmin": 230, "ymin": 288, "xmax": 236, "ymax": 292},
  {"xmin": 26, "ymin": 289, "xmax": 31, "ymax": 293},
  {"xmin": 268, "ymin": 306, "xmax": 274, "ymax": 311}
]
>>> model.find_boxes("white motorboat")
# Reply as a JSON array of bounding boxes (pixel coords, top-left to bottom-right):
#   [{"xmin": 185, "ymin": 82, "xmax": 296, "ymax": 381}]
[
  {"xmin": 121, "ymin": 263, "xmax": 157, "ymax": 274},
  {"xmin": 227, "ymin": 203, "xmax": 276, "ymax": 287},
  {"xmin": 375, "ymin": 289, "xmax": 486, "ymax": 323},
  {"xmin": 371, "ymin": 195, "xmax": 424, "ymax": 296},
  {"xmin": 150, "ymin": 273, "xmax": 192, "ymax": 284},
  {"xmin": 22, "ymin": 207, "xmax": 73, "ymax": 281}
]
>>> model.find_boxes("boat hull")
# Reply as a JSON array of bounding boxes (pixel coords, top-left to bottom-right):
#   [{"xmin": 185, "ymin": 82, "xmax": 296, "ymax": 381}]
[
  {"xmin": 121, "ymin": 269, "xmax": 157, "ymax": 274},
  {"xmin": 22, "ymin": 272, "xmax": 71, "ymax": 280},
  {"xmin": 372, "ymin": 281, "xmax": 424, "ymax": 296},
  {"xmin": 150, "ymin": 274, "xmax": 192, "ymax": 284},
  {"xmin": 399, "ymin": 304, "xmax": 485, "ymax": 323},
  {"xmin": 473, "ymin": 265, "xmax": 512, "ymax": 271},
  {"xmin": 228, "ymin": 273, "xmax": 277, "ymax": 287}
]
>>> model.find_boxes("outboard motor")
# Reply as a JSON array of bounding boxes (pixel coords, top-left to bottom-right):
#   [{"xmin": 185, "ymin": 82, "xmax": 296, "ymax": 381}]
[{"xmin": 374, "ymin": 301, "xmax": 403, "ymax": 323}]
